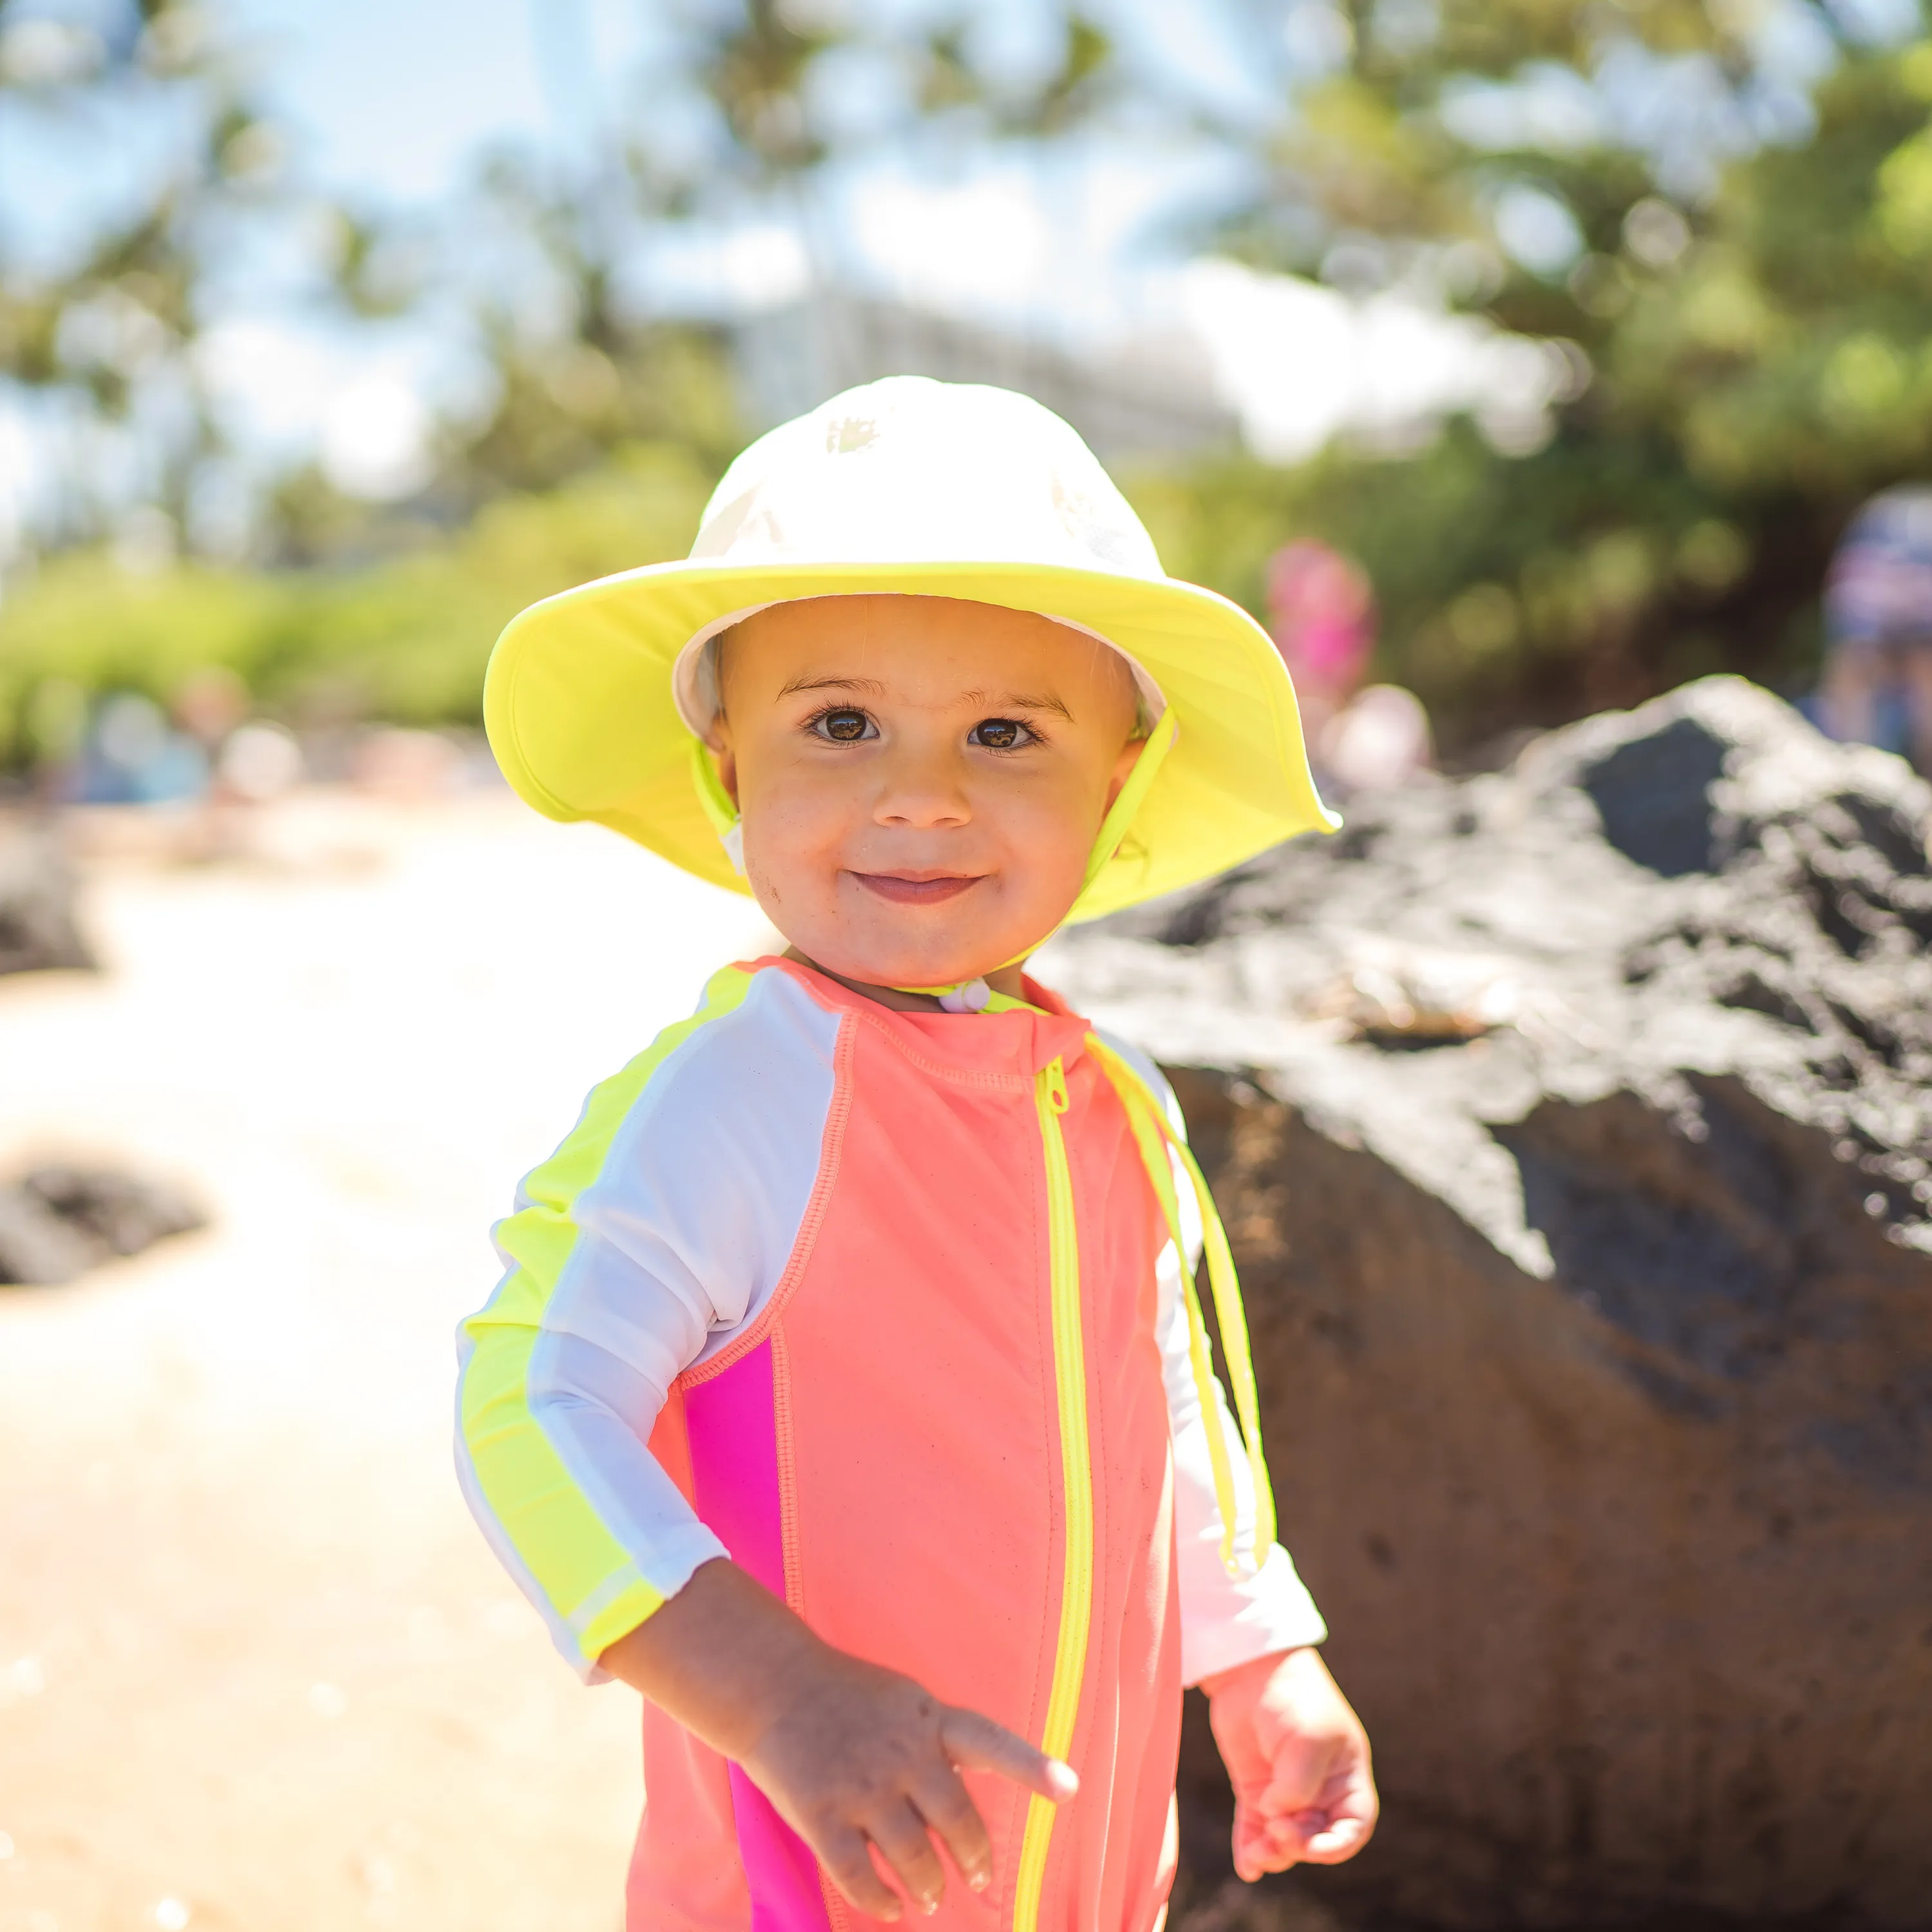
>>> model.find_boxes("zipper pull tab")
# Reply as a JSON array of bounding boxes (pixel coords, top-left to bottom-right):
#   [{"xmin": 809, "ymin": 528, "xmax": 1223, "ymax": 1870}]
[{"xmin": 1045, "ymin": 1055, "xmax": 1069, "ymax": 1115}]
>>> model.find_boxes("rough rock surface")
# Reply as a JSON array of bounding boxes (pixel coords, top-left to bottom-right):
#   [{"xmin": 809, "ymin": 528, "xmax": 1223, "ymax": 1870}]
[
  {"xmin": 0, "ymin": 1164, "xmax": 205, "ymax": 1285},
  {"xmin": 1039, "ymin": 677, "xmax": 1932, "ymax": 1931},
  {"xmin": 0, "ymin": 814, "xmax": 93, "ymax": 976}
]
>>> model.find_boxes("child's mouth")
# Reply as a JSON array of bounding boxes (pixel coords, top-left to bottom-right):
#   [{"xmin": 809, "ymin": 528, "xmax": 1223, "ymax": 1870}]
[{"xmin": 849, "ymin": 871, "xmax": 982, "ymax": 905}]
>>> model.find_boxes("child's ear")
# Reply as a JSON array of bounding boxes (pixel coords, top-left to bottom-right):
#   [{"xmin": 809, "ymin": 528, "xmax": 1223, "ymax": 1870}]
[
  {"xmin": 708, "ymin": 719, "xmax": 741, "ymax": 808},
  {"xmin": 1104, "ymin": 733, "xmax": 1146, "ymax": 813}
]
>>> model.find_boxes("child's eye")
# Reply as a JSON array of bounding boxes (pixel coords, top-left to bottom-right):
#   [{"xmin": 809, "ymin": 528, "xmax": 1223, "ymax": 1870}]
[
  {"xmin": 811, "ymin": 708, "xmax": 876, "ymax": 743},
  {"xmin": 969, "ymin": 717, "xmax": 1034, "ymax": 751}
]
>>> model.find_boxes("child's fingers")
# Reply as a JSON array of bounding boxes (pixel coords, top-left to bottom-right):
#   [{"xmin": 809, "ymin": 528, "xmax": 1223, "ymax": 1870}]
[
  {"xmin": 1232, "ymin": 1806, "xmax": 1291, "ymax": 1882},
  {"xmin": 908, "ymin": 1765, "xmax": 995, "ymax": 1893},
  {"xmin": 866, "ymin": 1799, "xmax": 949, "ymax": 1917},
  {"xmin": 939, "ymin": 1707, "xmax": 1079, "ymax": 1803},
  {"xmin": 1296, "ymin": 1815, "xmax": 1369, "ymax": 1863},
  {"xmin": 817, "ymin": 1824, "xmax": 909, "ymax": 1922}
]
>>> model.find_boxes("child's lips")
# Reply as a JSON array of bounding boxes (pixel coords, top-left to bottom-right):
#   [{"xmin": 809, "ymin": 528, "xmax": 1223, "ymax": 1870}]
[{"xmin": 849, "ymin": 871, "xmax": 983, "ymax": 905}]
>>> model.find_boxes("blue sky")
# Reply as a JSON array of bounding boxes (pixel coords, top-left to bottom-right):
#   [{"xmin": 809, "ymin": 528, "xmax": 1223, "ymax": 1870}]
[
  {"xmin": 218, "ymin": 0, "xmax": 641, "ymax": 205},
  {"xmin": 215, "ymin": 0, "xmax": 1277, "ymax": 212}
]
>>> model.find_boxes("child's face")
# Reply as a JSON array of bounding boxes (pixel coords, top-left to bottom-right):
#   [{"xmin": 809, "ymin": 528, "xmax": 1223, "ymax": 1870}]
[{"xmin": 711, "ymin": 594, "xmax": 1143, "ymax": 990}]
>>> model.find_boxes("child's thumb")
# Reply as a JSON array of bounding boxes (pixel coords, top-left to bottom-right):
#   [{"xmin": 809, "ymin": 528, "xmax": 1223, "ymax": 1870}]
[{"xmin": 940, "ymin": 1707, "xmax": 1079, "ymax": 1803}]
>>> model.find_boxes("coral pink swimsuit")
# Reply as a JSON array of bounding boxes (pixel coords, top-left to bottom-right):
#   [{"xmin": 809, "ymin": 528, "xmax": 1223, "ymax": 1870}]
[{"xmin": 459, "ymin": 958, "xmax": 1324, "ymax": 1931}]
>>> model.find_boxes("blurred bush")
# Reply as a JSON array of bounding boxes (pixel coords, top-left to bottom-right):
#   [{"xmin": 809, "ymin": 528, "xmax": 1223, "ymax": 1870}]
[
  {"xmin": 0, "ymin": 443, "xmax": 717, "ymax": 761},
  {"xmin": 1124, "ymin": 30, "xmax": 1932, "ymax": 757}
]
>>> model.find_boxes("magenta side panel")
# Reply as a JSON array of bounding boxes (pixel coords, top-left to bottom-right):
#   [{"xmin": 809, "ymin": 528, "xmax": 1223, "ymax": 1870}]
[{"xmin": 686, "ymin": 1342, "xmax": 833, "ymax": 1932}]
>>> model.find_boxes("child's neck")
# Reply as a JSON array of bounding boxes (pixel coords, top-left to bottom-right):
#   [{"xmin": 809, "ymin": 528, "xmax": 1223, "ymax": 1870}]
[{"xmin": 782, "ymin": 947, "xmax": 1031, "ymax": 1015}]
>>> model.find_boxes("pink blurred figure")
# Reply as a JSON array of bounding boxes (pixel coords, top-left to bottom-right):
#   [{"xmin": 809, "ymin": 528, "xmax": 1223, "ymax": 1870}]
[
  {"xmin": 1265, "ymin": 542, "xmax": 1377, "ymax": 735},
  {"xmin": 1265, "ymin": 541, "xmax": 1432, "ymax": 794}
]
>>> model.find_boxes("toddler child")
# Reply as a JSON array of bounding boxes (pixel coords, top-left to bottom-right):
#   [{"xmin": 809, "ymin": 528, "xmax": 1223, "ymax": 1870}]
[{"xmin": 457, "ymin": 377, "xmax": 1377, "ymax": 1931}]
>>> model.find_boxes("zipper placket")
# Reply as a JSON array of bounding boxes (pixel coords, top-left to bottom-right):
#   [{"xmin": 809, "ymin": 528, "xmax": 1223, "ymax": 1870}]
[{"xmin": 1012, "ymin": 1054, "xmax": 1093, "ymax": 1932}]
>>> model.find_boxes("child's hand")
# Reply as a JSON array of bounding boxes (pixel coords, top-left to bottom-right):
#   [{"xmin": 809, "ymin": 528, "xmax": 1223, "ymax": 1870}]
[
  {"xmin": 1200, "ymin": 1645, "xmax": 1378, "ymax": 1882},
  {"xmin": 741, "ymin": 1634, "xmax": 1077, "ymax": 1920},
  {"xmin": 599, "ymin": 1558, "xmax": 1076, "ymax": 1922}
]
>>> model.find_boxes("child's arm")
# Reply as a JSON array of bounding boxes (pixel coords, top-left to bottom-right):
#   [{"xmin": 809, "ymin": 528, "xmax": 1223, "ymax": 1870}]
[
  {"xmin": 1167, "ymin": 1338, "xmax": 1379, "ymax": 1875},
  {"xmin": 598, "ymin": 1560, "xmax": 1077, "ymax": 1924},
  {"xmin": 1115, "ymin": 1040, "xmax": 1379, "ymax": 1877}
]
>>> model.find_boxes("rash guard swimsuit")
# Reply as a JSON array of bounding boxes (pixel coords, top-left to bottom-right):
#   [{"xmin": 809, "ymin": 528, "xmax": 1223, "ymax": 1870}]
[{"xmin": 457, "ymin": 956, "xmax": 1325, "ymax": 1932}]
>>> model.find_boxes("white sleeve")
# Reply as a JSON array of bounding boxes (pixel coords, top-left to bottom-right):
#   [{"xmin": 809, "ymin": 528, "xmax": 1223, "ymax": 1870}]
[
  {"xmin": 1101, "ymin": 1036, "xmax": 1330, "ymax": 1685},
  {"xmin": 520, "ymin": 1093, "xmax": 768, "ymax": 1615},
  {"xmin": 523, "ymin": 1287, "xmax": 729, "ymax": 1611},
  {"xmin": 458, "ymin": 969, "xmax": 840, "ymax": 1679}
]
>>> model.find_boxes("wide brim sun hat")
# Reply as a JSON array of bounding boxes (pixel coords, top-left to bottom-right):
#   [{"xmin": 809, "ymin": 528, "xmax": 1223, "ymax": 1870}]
[{"xmin": 483, "ymin": 375, "xmax": 1337, "ymax": 923}]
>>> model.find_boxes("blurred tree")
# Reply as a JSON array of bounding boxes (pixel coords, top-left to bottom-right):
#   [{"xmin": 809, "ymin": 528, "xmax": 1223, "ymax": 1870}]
[
  {"xmin": 407, "ymin": 148, "xmax": 743, "ymax": 507},
  {"xmin": 1157, "ymin": 4, "xmax": 1932, "ymax": 748},
  {"xmin": 0, "ymin": 0, "xmax": 287, "ymax": 550},
  {"xmin": 406, "ymin": 0, "xmax": 1139, "ymax": 506},
  {"xmin": 600, "ymin": 1, "xmax": 1932, "ymax": 746},
  {"xmin": 14, "ymin": 0, "xmax": 1932, "ymax": 763}
]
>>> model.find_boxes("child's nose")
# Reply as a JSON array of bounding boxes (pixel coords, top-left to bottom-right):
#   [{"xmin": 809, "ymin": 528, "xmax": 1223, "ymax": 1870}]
[{"xmin": 873, "ymin": 749, "xmax": 971, "ymax": 829}]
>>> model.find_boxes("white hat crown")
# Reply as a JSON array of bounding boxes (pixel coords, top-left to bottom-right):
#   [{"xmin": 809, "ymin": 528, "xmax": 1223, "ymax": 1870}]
[{"xmin": 689, "ymin": 375, "xmax": 1166, "ymax": 581}]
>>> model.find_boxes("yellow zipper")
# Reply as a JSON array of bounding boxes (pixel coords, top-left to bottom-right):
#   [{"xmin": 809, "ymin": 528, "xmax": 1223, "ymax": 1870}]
[{"xmin": 1012, "ymin": 1054, "xmax": 1092, "ymax": 1932}]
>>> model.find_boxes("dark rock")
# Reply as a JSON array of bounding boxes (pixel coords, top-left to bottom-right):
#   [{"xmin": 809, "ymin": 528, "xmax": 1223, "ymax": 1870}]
[
  {"xmin": 0, "ymin": 1164, "xmax": 206, "ymax": 1285},
  {"xmin": 21, "ymin": 1165, "xmax": 206, "ymax": 1259},
  {"xmin": 1041, "ymin": 677, "xmax": 1932, "ymax": 1932},
  {"xmin": 0, "ymin": 815, "xmax": 94, "ymax": 976},
  {"xmin": 0, "ymin": 1186, "xmax": 99, "ymax": 1285}
]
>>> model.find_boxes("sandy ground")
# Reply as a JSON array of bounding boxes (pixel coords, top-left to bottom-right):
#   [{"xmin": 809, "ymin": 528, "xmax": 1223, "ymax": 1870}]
[{"xmin": 0, "ymin": 793, "xmax": 781, "ymax": 1932}]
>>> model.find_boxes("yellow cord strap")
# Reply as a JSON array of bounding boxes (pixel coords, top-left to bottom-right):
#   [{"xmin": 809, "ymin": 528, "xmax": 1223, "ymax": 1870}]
[{"xmin": 1086, "ymin": 1039, "xmax": 1277, "ymax": 1573}]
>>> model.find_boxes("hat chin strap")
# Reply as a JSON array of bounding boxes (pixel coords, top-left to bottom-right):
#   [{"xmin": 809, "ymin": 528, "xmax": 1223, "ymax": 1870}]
[{"xmin": 691, "ymin": 710, "xmax": 1179, "ymax": 1010}]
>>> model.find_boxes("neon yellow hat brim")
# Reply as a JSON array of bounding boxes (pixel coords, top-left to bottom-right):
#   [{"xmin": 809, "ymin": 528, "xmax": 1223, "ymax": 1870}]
[{"xmin": 483, "ymin": 557, "xmax": 1338, "ymax": 922}]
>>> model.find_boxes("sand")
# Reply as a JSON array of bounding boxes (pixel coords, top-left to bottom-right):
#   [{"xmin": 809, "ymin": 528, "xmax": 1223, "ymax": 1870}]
[{"xmin": 0, "ymin": 793, "xmax": 780, "ymax": 1932}]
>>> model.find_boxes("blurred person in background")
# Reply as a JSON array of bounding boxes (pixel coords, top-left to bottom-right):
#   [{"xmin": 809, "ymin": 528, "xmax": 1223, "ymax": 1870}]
[
  {"xmin": 68, "ymin": 692, "xmax": 207, "ymax": 806},
  {"xmin": 1265, "ymin": 542, "xmax": 1432, "ymax": 796},
  {"xmin": 1819, "ymin": 486, "xmax": 1932, "ymax": 775},
  {"xmin": 1265, "ymin": 542, "xmax": 1374, "ymax": 745},
  {"xmin": 172, "ymin": 667, "xmax": 306, "ymax": 808}
]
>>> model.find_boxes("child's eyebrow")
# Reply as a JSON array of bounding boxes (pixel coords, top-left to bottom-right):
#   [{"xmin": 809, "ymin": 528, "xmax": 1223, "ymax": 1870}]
[
  {"xmin": 961, "ymin": 688, "xmax": 1074, "ymax": 720},
  {"xmin": 777, "ymin": 673, "xmax": 889, "ymax": 699}
]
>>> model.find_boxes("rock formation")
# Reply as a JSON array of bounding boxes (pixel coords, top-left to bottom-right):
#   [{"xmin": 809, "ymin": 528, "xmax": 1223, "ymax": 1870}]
[
  {"xmin": 0, "ymin": 814, "xmax": 93, "ymax": 977},
  {"xmin": 0, "ymin": 817, "xmax": 196, "ymax": 1285},
  {"xmin": 1041, "ymin": 677, "xmax": 1932, "ymax": 1931},
  {"xmin": 0, "ymin": 1164, "xmax": 206, "ymax": 1285}
]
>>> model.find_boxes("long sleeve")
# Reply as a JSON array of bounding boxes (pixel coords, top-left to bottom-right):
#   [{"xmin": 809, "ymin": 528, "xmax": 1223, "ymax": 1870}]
[
  {"xmin": 1098, "ymin": 1032, "xmax": 1330, "ymax": 1685},
  {"xmin": 455, "ymin": 965, "xmax": 842, "ymax": 1679}
]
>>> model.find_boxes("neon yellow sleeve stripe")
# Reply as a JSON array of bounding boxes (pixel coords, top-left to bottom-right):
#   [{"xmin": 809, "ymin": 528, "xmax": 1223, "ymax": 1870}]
[{"xmin": 457, "ymin": 964, "xmax": 755, "ymax": 1667}]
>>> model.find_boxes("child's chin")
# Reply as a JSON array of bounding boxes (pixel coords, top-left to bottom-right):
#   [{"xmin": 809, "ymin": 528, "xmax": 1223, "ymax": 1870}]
[
  {"xmin": 805, "ymin": 916, "xmax": 1012, "ymax": 992},
  {"xmin": 835, "ymin": 954, "xmax": 992, "ymax": 990},
  {"xmin": 808, "ymin": 932, "xmax": 1000, "ymax": 991}
]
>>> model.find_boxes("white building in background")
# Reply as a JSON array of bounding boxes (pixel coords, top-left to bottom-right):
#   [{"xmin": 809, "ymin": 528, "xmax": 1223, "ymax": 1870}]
[
  {"xmin": 731, "ymin": 287, "xmax": 1240, "ymax": 460},
  {"xmin": 728, "ymin": 261, "xmax": 1586, "ymax": 469}
]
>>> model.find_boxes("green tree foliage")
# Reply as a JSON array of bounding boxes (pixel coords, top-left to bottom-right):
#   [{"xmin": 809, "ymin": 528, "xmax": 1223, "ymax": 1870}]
[
  {"xmin": 424, "ymin": 152, "xmax": 743, "ymax": 506},
  {"xmin": 9, "ymin": 1, "xmax": 1932, "ymax": 766},
  {"xmin": 0, "ymin": 0, "xmax": 284, "ymax": 538},
  {"xmin": 1170, "ymin": 6, "xmax": 1932, "ymax": 749}
]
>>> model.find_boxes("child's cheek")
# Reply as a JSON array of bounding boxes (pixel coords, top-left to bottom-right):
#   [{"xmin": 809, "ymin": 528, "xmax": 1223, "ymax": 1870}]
[
  {"xmin": 741, "ymin": 798, "xmax": 844, "ymax": 915},
  {"xmin": 1007, "ymin": 781, "xmax": 1104, "ymax": 896}
]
